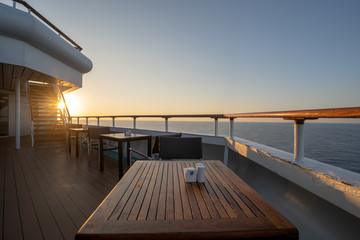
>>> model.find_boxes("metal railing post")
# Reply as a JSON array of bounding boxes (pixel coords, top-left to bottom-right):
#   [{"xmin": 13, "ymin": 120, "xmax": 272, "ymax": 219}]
[
  {"xmin": 112, "ymin": 117, "xmax": 115, "ymax": 127},
  {"xmin": 77, "ymin": 117, "xmax": 80, "ymax": 124},
  {"xmin": 97, "ymin": 117, "xmax": 100, "ymax": 126},
  {"xmin": 86, "ymin": 117, "xmax": 88, "ymax": 126},
  {"xmin": 229, "ymin": 118, "xmax": 234, "ymax": 139},
  {"xmin": 133, "ymin": 117, "xmax": 137, "ymax": 129},
  {"xmin": 214, "ymin": 118, "xmax": 219, "ymax": 136},
  {"xmin": 165, "ymin": 118, "xmax": 169, "ymax": 132},
  {"xmin": 294, "ymin": 119, "xmax": 305, "ymax": 161}
]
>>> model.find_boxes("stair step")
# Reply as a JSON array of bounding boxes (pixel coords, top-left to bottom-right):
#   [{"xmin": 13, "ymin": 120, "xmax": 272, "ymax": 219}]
[
  {"xmin": 31, "ymin": 103, "xmax": 58, "ymax": 107},
  {"xmin": 30, "ymin": 99, "xmax": 57, "ymax": 103},
  {"xmin": 34, "ymin": 124, "xmax": 64, "ymax": 127},
  {"xmin": 33, "ymin": 119, "xmax": 63, "ymax": 123},
  {"xmin": 34, "ymin": 129, "xmax": 66, "ymax": 133},
  {"xmin": 33, "ymin": 115, "xmax": 61, "ymax": 119}
]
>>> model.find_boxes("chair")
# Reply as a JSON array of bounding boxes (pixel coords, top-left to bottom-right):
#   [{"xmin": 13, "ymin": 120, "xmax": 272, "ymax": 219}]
[
  {"xmin": 159, "ymin": 137, "xmax": 202, "ymax": 160},
  {"xmin": 80, "ymin": 127, "xmax": 117, "ymax": 163},
  {"xmin": 128, "ymin": 133, "xmax": 182, "ymax": 163},
  {"xmin": 130, "ymin": 135, "xmax": 202, "ymax": 164}
]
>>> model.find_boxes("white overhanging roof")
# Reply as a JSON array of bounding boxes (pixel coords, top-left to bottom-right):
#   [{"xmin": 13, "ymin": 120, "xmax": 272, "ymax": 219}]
[{"xmin": 0, "ymin": 2, "xmax": 92, "ymax": 91}]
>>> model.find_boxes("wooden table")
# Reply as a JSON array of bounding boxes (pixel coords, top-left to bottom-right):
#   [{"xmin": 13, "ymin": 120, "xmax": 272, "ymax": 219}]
[
  {"xmin": 76, "ymin": 160, "xmax": 298, "ymax": 239},
  {"xmin": 68, "ymin": 128, "xmax": 88, "ymax": 157},
  {"xmin": 99, "ymin": 133, "xmax": 152, "ymax": 179}
]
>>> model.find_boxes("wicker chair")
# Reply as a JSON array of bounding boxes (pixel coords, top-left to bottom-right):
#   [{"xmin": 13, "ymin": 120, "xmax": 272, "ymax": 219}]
[
  {"xmin": 159, "ymin": 137, "xmax": 202, "ymax": 160},
  {"xmin": 80, "ymin": 127, "xmax": 117, "ymax": 163},
  {"xmin": 129, "ymin": 135, "xmax": 202, "ymax": 164},
  {"xmin": 128, "ymin": 133, "xmax": 182, "ymax": 164}
]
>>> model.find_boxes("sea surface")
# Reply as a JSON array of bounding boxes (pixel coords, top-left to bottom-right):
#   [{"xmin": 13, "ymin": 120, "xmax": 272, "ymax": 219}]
[{"xmin": 81, "ymin": 119, "xmax": 360, "ymax": 174}]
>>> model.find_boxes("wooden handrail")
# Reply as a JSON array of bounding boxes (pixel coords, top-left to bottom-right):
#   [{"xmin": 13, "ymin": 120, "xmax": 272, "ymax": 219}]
[
  {"xmin": 13, "ymin": 0, "xmax": 82, "ymax": 51},
  {"xmin": 224, "ymin": 107, "xmax": 360, "ymax": 119},
  {"xmin": 71, "ymin": 107, "xmax": 360, "ymax": 120}
]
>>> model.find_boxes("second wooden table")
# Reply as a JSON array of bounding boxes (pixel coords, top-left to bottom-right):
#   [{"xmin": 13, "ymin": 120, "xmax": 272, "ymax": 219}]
[{"xmin": 99, "ymin": 133, "xmax": 152, "ymax": 179}]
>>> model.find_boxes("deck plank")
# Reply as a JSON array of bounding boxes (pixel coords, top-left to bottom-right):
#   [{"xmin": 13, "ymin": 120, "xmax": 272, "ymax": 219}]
[
  {"xmin": 0, "ymin": 137, "xmax": 119, "ymax": 240},
  {"xmin": 3, "ymin": 147, "xmax": 23, "ymax": 240},
  {"xmin": 12, "ymin": 150, "xmax": 44, "ymax": 240}
]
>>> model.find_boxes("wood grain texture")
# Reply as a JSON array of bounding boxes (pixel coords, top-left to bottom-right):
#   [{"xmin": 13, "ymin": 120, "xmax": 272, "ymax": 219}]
[
  {"xmin": 0, "ymin": 136, "xmax": 119, "ymax": 240},
  {"xmin": 76, "ymin": 160, "xmax": 298, "ymax": 239}
]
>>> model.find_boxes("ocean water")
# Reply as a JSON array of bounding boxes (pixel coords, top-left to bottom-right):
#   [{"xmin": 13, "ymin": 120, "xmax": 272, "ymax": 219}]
[{"xmin": 79, "ymin": 119, "xmax": 360, "ymax": 174}]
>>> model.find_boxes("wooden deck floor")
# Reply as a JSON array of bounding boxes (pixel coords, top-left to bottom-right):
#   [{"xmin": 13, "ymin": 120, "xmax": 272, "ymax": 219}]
[{"xmin": 0, "ymin": 137, "xmax": 123, "ymax": 240}]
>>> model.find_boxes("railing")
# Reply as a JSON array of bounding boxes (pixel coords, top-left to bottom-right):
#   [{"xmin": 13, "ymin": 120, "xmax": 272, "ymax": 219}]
[
  {"xmin": 11, "ymin": 0, "xmax": 82, "ymax": 51},
  {"xmin": 52, "ymin": 85, "xmax": 71, "ymax": 125},
  {"xmin": 25, "ymin": 82, "xmax": 35, "ymax": 146},
  {"xmin": 71, "ymin": 107, "xmax": 360, "ymax": 161}
]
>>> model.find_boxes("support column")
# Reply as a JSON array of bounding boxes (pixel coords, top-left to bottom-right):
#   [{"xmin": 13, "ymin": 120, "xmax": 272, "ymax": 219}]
[
  {"xmin": 214, "ymin": 118, "xmax": 219, "ymax": 136},
  {"xmin": 165, "ymin": 118, "xmax": 169, "ymax": 132},
  {"xmin": 229, "ymin": 118, "xmax": 234, "ymax": 139},
  {"xmin": 86, "ymin": 117, "xmax": 88, "ymax": 126},
  {"xmin": 97, "ymin": 117, "xmax": 100, "ymax": 126},
  {"xmin": 133, "ymin": 117, "xmax": 137, "ymax": 129},
  {"xmin": 15, "ymin": 78, "xmax": 21, "ymax": 149},
  {"xmin": 294, "ymin": 119, "xmax": 305, "ymax": 161},
  {"xmin": 112, "ymin": 117, "xmax": 115, "ymax": 127}
]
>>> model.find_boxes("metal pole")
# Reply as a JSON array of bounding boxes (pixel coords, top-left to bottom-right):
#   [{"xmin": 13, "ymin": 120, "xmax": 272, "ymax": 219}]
[
  {"xmin": 77, "ymin": 117, "xmax": 79, "ymax": 124},
  {"xmin": 15, "ymin": 78, "xmax": 21, "ymax": 149},
  {"xmin": 86, "ymin": 117, "xmax": 88, "ymax": 126},
  {"xmin": 214, "ymin": 118, "xmax": 219, "ymax": 136},
  {"xmin": 229, "ymin": 118, "xmax": 234, "ymax": 139},
  {"xmin": 97, "ymin": 117, "xmax": 100, "ymax": 126},
  {"xmin": 133, "ymin": 117, "xmax": 137, "ymax": 129},
  {"xmin": 112, "ymin": 117, "xmax": 115, "ymax": 127},
  {"xmin": 165, "ymin": 118, "xmax": 169, "ymax": 132},
  {"xmin": 294, "ymin": 119, "xmax": 305, "ymax": 161},
  {"xmin": 223, "ymin": 146, "xmax": 229, "ymax": 166}
]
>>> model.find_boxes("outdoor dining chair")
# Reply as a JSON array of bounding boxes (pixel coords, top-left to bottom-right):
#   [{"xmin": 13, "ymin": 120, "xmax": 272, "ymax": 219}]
[
  {"xmin": 129, "ymin": 135, "xmax": 202, "ymax": 165},
  {"xmin": 128, "ymin": 133, "xmax": 182, "ymax": 164},
  {"xmin": 80, "ymin": 127, "xmax": 117, "ymax": 163},
  {"xmin": 159, "ymin": 137, "xmax": 203, "ymax": 160}
]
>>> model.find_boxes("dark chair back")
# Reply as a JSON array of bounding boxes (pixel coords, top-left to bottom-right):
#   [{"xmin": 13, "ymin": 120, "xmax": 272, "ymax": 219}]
[
  {"xmin": 88, "ymin": 127, "xmax": 110, "ymax": 139},
  {"xmin": 152, "ymin": 133, "xmax": 182, "ymax": 154},
  {"xmin": 159, "ymin": 137, "xmax": 202, "ymax": 159}
]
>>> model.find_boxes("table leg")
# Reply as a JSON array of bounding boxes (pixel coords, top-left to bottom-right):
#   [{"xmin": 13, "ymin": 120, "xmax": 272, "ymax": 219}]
[
  {"xmin": 68, "ymin": 130, "xmax": 71, "ymax": 153},
  {"xmin": 118, "ymin": 141, "xmax": 123, "ymax": 180},
  {"xmin": 147, "ymin": 136, "xmax": 152, "ymax": 157},
  {"xmin": 75, "ymin": 132, "xmax": 79, "ymax": 157},
  {"xmin": 100, "ymin": 138, "xmax": 104, "ymax": 171}
]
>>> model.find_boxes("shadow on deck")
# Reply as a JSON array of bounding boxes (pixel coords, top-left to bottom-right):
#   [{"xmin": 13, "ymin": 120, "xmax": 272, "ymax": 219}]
[{"xmin": 0, "ymin": 136, "xmax": 124, "ymax": 240}]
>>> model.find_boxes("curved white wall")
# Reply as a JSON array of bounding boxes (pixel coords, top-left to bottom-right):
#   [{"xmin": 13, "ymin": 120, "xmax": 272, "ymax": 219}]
[{"xmin": 0, "ymin": 3, "xmax": 92, "ymax": 87}]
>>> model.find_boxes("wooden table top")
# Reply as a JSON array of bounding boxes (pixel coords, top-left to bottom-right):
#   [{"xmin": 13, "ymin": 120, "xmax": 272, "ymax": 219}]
[
  {"xmin": 68, "ymin": 127, "xmax": 88, "ymax": 132},
  {"xmin": 75, "ymin": 160, "xmax": 298, "ymax": 239},
  {"xmin": 99, "ymin": 133, "xmax": 151, "ymax": 141}
]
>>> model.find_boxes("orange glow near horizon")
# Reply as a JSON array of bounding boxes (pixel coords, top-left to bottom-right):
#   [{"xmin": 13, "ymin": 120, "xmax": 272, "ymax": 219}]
[{"xmin": 64, "ymin": 93, "xmax": 82, "ymax": 115}]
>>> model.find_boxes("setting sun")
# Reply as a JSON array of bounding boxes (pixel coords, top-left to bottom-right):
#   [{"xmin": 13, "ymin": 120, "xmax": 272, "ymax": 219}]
[{"xmin": 64, "ymin": 93, "xmax": 82, "ymax": 115}]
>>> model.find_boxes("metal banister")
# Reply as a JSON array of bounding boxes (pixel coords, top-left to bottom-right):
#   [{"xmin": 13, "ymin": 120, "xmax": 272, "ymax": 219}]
[
  {"xmin": 71, "ymin": 107, "xmax": 360, "ymax": 162},
  {"xmin": 12, "ymin": 0, "xmax": 82, "ymax": 51}
]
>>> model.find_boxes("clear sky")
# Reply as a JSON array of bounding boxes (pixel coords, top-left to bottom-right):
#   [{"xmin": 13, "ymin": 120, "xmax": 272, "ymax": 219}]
[{"xmin": 5, "ymin": 0, "xmax": 360, "ymax": 118}]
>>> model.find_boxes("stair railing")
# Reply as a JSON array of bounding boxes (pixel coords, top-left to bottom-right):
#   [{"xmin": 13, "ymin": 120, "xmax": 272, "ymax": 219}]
[
  {"xmin": 25, "ymin": 82, "xmax": 35, "ymax": 147},
  {"xmin": 52, "ymin": 85, "xmax": 71, "ymax": 126}
]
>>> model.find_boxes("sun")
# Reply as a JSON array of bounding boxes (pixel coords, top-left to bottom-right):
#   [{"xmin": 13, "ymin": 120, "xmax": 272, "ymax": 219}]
[{"xmin": 63, "ymin": 93, "xmax": 82, "ymax": 115}]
